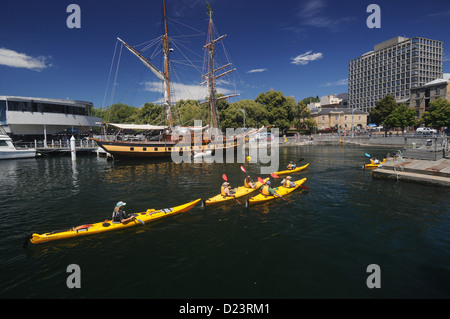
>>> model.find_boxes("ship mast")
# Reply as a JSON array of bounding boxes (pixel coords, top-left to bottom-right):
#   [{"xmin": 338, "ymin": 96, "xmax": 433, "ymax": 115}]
[
  {"xmin": 162, "ymin": 0, "xmax": 173, "ymax": 127},
  {"xmin": 117, "ymin": 0, "xmax": 173, "ymax": 128},
  {"xmin": 201, "ymin": 3, "xmax": 238, "ymax": 129}
]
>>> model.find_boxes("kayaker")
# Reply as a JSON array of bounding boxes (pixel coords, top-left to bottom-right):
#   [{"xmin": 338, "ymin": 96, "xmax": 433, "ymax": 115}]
[
  {"xmin": 371, "ymin": 157, "xmax": 381, "ymax": 164},
  {"xmin": 281, "ymin": 176, "xmax": 296, "ymax": 188},
  {"xmin": 287, "ymin": 161, "xmax": 296, "ymax": 170},
  {"xmin": 112, "ymin": 201, "xmax": 135, "ymax": 224},
  {"xmin": 244, "ymin": 176, "xmax": 256, "ymax": 189},
  {"xmin": 261, "ymin": 181, "xmax": 283, "ymax": 199},
  {"xmin": 221, "ymin": 182, "xmax": 236, "ymax": 197}
]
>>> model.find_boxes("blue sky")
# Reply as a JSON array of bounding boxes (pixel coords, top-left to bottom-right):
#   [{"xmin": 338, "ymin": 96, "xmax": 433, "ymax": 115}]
[{"xmin": 1, "ymin": 0, "xmax": 450, "ymax": 109}]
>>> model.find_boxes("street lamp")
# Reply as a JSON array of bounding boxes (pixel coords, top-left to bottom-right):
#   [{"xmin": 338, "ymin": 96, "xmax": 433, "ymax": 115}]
[
  {"xmin": 239, "ymin": 109, "xmax": 246, "ymax": 129},
  {"xmin": 351, "ymin": 108, "xmax": 357, "ymax": 138}
]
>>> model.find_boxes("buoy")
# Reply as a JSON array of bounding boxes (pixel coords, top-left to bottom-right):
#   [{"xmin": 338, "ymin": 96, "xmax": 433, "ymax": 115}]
[{"xmin": 246, "ymin": 156, "xmax": 252, "ymax": 162}]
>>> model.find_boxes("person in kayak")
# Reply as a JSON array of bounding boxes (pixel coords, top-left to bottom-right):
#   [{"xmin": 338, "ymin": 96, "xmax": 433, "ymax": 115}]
[
  {"xmin": 221, "ymin": 182, "xmax": 236, "ymax": 197},
  {"xmin": 287, "ymin": 161, "xmax": 297, "ymax": 170},
  {"xmin": 261, "ymin": 181, "xmax": 283, "ymax": 198},
  {"xmin": 371, "ymin": 157, "xmax": 381, "ymax": 164},
  {"xmin": 112, "ymin": 201, "xmax": 135, "ymax": 224},
  {"xmin": 244, "ymin": 176, "xmax": 256, "ymax": 189},
  {"xmin": 281, "ymin": 176, "xmax": 296, "ymax": 188}
]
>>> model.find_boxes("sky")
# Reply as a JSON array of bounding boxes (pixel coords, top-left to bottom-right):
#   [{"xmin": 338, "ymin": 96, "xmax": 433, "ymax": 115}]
[{"xmin": 1, "ymin": 0, "xmax": 450, "ymax": 110}]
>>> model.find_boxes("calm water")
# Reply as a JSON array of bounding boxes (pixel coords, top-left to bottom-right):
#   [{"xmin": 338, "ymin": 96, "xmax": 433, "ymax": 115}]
[{"xmin": 1, "ymin": 145, "xmax": 449, "ymax": 299}]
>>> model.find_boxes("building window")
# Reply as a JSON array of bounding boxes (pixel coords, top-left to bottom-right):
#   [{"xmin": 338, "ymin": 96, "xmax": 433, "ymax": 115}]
[{"xmin": 436, "ymin": 87, "xmax": 440, "ymax": 95}]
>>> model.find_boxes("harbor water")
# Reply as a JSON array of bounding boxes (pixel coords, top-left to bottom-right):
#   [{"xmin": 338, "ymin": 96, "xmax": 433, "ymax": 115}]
[{"xmin": 1, "ymin": 145, "xmax": 449, "ymax": 299}]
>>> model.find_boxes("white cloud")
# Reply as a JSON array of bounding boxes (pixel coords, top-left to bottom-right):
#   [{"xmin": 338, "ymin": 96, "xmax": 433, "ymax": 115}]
[
  {"xmin": 144, "ymin": 81, "xmax": 235, "ymax": 102},
  {"xmin": 247, "ymin": 68, "xmax": 268, "ymax": 73},
  {"xmin": 291, "ymin": 51, "xmax": 323, "ymax": 65},
  {"xmin": 321, "ymin": 78, "xmax": 348, "ymax": 87},
  {"xmin": 0, "ymin": 48, "xmax": 51, "ymax": 71},
  {"xmin": 296, "ymin": 0, "xmax": 354, "ymax": 30}
]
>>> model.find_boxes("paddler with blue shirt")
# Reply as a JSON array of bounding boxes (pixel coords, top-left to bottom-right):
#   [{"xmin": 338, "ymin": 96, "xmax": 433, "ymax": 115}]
[{"xmin": 287, "ymin": 161, "xmax": 296, "ymax": 170}]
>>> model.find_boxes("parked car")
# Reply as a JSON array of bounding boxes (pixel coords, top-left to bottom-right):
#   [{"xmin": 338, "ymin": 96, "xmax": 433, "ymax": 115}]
[{"xmin": 416, "ymin": 127, "xmax": 437, "ymax": 134}]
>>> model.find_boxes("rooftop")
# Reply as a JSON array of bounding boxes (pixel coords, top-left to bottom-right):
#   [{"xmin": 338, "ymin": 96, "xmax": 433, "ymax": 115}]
[{"xmin": 0, "ymin": 95, "xmax": 93, "ymax": 106}]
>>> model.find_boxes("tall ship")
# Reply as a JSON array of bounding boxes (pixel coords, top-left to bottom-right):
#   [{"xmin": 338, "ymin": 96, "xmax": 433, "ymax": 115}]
[{"xmin": 92, "ymin": 1, "xmax": 257, "ymax": 160}]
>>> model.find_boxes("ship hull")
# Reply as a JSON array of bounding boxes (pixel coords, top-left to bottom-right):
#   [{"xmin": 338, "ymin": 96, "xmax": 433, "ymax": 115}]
[{"xmin": 92, "ymin": 138, "xmax": 238, "ymax": 160}]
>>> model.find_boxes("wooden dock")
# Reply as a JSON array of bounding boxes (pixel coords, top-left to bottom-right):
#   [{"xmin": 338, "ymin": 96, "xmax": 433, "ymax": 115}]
[{"xmin": 372, "ymin": 157, "xmax": 450, "ymax": 187}]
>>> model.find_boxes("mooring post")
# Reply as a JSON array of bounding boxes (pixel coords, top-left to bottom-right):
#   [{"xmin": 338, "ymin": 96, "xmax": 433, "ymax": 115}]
[{"xmin": 70, "ymin": 135, "xmax": 76, "ymax": 161}]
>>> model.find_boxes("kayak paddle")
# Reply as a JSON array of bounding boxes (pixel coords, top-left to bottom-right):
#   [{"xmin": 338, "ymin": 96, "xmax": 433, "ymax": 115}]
[{"xmin": 365, "ymin": 153, "xmax": 371, "ymax": 157}]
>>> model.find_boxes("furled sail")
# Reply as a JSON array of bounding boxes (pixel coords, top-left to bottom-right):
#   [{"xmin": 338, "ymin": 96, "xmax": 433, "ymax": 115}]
[{"xmin": 117, "ymin": 37, "xmax": 165, "ymax": 81}]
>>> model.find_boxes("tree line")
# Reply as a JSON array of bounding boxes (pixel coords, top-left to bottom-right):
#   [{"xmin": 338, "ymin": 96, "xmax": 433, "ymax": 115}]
[
  {"xmin": 91, "ymin": 91, "xmax": 449, "ymax": 133},
  {"xmin": 91, "ymin": 90, "xmax": 319, "ymax": 133},
  {"xmin": 369, "ymin": 95, "xmax": 450, "ymax": 131}
]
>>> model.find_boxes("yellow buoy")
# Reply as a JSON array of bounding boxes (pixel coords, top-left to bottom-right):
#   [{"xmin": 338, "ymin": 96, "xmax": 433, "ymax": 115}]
[{"xmin": 246, "ymin": 156, "xmax": 252, "ymax": 162}]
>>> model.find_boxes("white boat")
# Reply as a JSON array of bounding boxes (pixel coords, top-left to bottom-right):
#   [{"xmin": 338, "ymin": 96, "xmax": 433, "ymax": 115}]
[
  {"xmin": 193, "ymin": 150, "xmax": 213, "ymax": 159},
  {"xmin": 0, "ymin": 134, "xmax": 36, "ymax": 160}
]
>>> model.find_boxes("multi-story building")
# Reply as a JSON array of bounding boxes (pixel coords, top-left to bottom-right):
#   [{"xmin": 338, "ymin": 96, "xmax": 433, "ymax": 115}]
[
  {"xmin": 0, "ymin": 95, "xmax": 102, "ymax": 142},
  {"xmin": 410, "ymin": 73, "xmax": 450, "ymax": 118},
  {"xmin": 348, "ymin": 36, "xmax": 443, "ymax": 113}
]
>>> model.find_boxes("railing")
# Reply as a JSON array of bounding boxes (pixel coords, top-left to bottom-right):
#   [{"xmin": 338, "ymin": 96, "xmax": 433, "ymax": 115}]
[{"xmin": 14, "ymin": 138, "xmax": 98, "ymax": 150}]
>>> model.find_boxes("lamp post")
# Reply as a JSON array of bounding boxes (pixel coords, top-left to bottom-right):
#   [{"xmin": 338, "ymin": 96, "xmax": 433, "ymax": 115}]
[
  {"xmin": 351, "ymin": 108, "xmax": 357, "ymax": 138},
  {"xmin": 239, "ymin": 109, "xmax": 246, "ymax": 129}
]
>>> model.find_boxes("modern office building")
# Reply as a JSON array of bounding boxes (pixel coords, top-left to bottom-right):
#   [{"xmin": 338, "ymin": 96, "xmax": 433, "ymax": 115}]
[
  {"xmin": 0, "ymin": 95, "xmax": 102, "ymax": 142},
  {"xmin": 348, "ymin": 36, "xmax": 444, "ymax": 113}
]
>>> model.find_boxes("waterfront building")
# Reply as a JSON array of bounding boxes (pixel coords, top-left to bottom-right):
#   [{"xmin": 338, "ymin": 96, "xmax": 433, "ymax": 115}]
[
  {"xmin": 348, "ymin": 36, "xmax": 444, "ymax": 113},
  {"xmin": 0, "ymin": 95, "xmax": 102, "ymax": 143},
  {"xmin": 410, "ymin": 73, "xmax": 450, "ymax": 118},
  {"xmin": 310, "ymin": 107, "xmax": 368, "ymax": 132}
]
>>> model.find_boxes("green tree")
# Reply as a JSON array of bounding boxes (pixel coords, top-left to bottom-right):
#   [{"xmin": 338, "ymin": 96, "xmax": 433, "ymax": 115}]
[
  {"xmin": 369, "ymin": 95, "xmax": 397, "ymax": 125},
  {"xmin": 304, "ymin": 118, "xmax": 317, "ymax": 133},
  {"xmin": 104, "ymin": 103, "xmax": 137, "ymax": 123},
  {"xmin": 301, "ymin": 96, "xmax": 320, "ymax": 105},
  {"xmin": 383, "ymin": 104, "xmax": 417, "ymax": 130},
  {"xmin": 220, "ymin": 99, "xmax": 269, "ymax": 129},
  {"xmin": 127, "ymin": 102, "xmax": 164, "ymax": 124},
  {"xmin": 296, "ymin": 100, "xmax": 312, "ymax": 129},
  {"xmin": 175, "ymin": 99, "xmax": 209, "ymax": 127},
  {"xmin": 421, "ymin": 98, "xmax": 450, "ymax": 130},
  {"xmin": 255, "ymin": 90, "xmax": 296, "ymax": 131}
]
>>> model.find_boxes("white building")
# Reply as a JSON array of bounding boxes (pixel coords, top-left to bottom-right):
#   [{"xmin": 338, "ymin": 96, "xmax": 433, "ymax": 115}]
[
  {"xmin": 320, "ymin": 94, "xmax": 343, "ymax": 107},
  {"xmin": 0, "ymin": 95, "xmax": 102, "ymax": 142}
]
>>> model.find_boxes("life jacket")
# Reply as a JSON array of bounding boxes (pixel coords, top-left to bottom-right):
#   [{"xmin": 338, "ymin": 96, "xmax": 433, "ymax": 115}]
[
  {"xmin": 112, "ymin": 207, "xmax": 125, "ymax": 221},
  {"xmin": 282, "ymin": 179, "xmax": 290, "ymax": 188},
  {"xmin": 261, "ymin": 185, "xmax": 271, "ymax": 196},
  {"xmin": 221, "ymin": 186, "xmax": 227, "ymax": 196},
  {"xmin": 244, "ymin": 178, "xmax": 251, "ymax": 188}
]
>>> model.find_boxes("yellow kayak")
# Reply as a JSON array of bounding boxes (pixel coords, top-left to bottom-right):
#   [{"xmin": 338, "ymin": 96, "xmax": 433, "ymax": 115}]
[
  {"xmin": 248, "ymin": 178, "xmax": 307, "ymax": 205},
  {"xmin": 273, "ymin": 163, "xmax": 309, "ymax": 175},
  {"xmin": 24, "ymin": 199, "xmax": 201, "ymax": 245},
  {"xmin": 364, "ymin": 159, "xmax": 386, "ymax": 169},
  {"xmin": 205, "ymin": 178, "xmax": 270, "ymax": 206}
]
